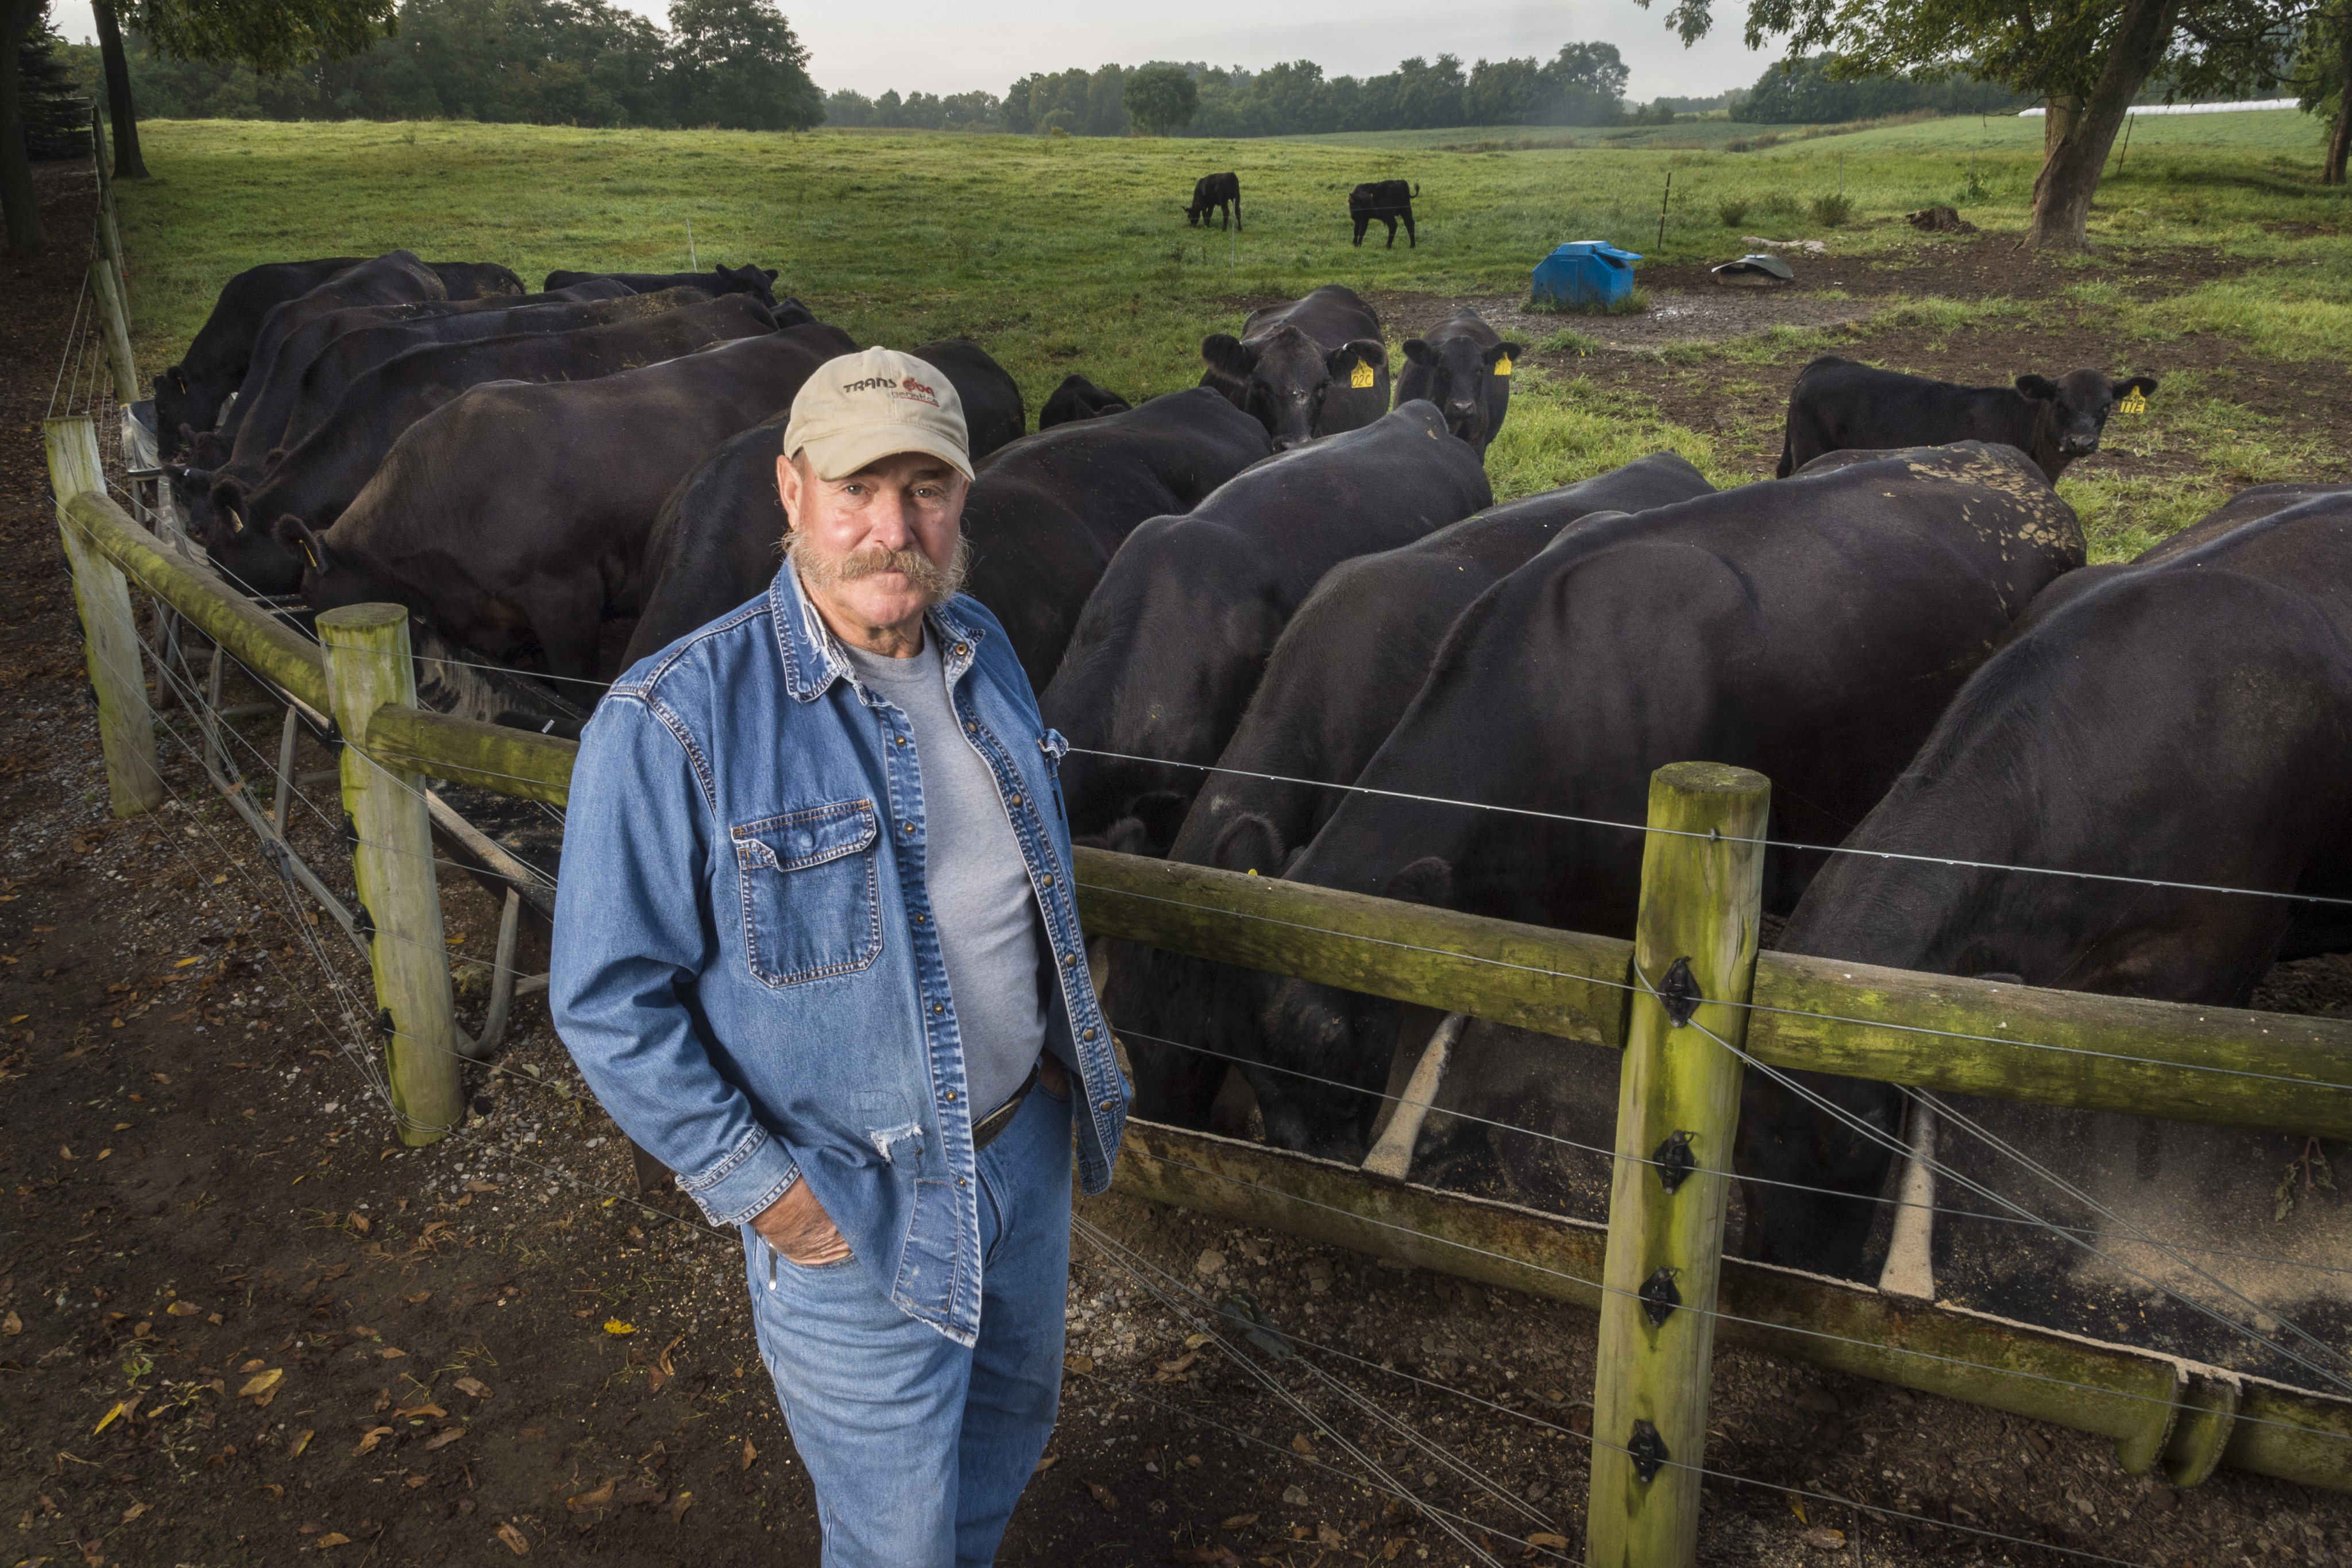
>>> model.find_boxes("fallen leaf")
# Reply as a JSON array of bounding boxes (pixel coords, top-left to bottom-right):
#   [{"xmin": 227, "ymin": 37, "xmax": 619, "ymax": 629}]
[
  {"xmin": 289, "ymin": 1431, "xmax": 314, "ymax": 1458},
  {"xmin": 346, "ymin": 1213, "xmax": 369, "ymax": 1235},
  {"xmin": 1084, "ymin": 1480, "xmax": 1118, "ymax": 1512},
  {"xmin": 150, "ymin": 1072, "xmax": 170, "ymax": 1084},
  {"xmin": 603, "ymin": 1319, "xmax": 635, "ymax": 1336},
  {"xmin": 377, "ymin": 1348, "xmax": 407, "ymax": 1361},
  {"xmin": 1219, "ymin": 1513, "xmax": 1259, "ymax": 1531},
  {"xmin": 2, "ymin": 1310, "xmax": 18, "ymax": 1335},
  {"xmin": 1033, "ymin": 1453, "xmax": 1059, "ymax": 1474},
  {"xmin": 1063, "ymin": 1354, "xmax": 1093, "ymax": 1374},
  {"xmin": 403, "ymin": 1474, "xmax": 427, "ymax": 1490},
  {"xmin": 493, "ymin": 1521, "xmax": 530, "ymax": 1555},
  {"xmin": 165, "ymin": 1301, "xmax": 200, "ymax": 1318},
  {"xmin": 1183, "ymin": 1453, "xmax": 1203, "ymax": 1469},
  {"xmin": 240, "ymin": 1358, "xmax": 267, "ymax": 1373},
  {"xmin": 173, "ymin": 956, "xmax": 201, "ymax": 968},
  {"xmin": 95, "ymin": 1149, "xmax": 111, "ymax": 1161},
  {"xmin": 406, "ymin": 1292, "xmax": 431, "ymax": 1303},
  {"xmin": 314, "ymin": 1532, "xmax": 350, "ymax": 1548},
  {"xmin": 1157, "ymin": 1351, "xmax": 1200, "ymax": 1377},
  {"xmin": 1316, "ymin": 1524, "xmax": 1343, "ymax": 1547},
  {"xmin": 453, "ymin": 1377, "xmax": 491, "ymax": 1399},
  {"xmin": 740, "ymin": 1438, "xmax": 756, "ymax": 1471},
  {"xmin": 1290, "ymin": 1432, "xmax": 1316, "ymax": 1456},
  {"xmin": 669, "ymin": 1490, "xmax": 693, "ymax": 1525},
  {"xmin": 423, "ymin": 1428, "xmax": 466, "ymax": 1451},
  {"xmin": 119, "ymin": 1502, "xmax": 146, "ymax": 1523},
  {"xmin": 1184, "ymin": 1333, "xmax": 1212, "ymax": 1350},
  {"xmin": 566, "ymin": 1479, "xmax": 615, "ymax": 1513},
  {"xmin": 256, "ymin": 1484, "xmax": 284, "ymax": 1501},
  {"xmin": 354, "ymin": 1427, "xmax": 393, "ymax": 1457},
  {"xmin": 465, "ymin": 1181, "xmax": 500, "ymax": 1194},
  {"xmin": 236, "ymin": 1369, "xmax": 284, "ymax": 1400},
  {"xmin": 656, "ymin": 1337, "xmax": 681, "ymax": 1377},
  {"xmin": 393, "ymin": 1403, "xmax": 446, "ymax": 1419},
  {"xmin": 1802, "ymin": 1528, "xmax": 1847, "ymax": 1550},
  {"xmin": 1528, "ymin": 1533, "xmax": 1570, "ymax": 1550},
  {"xmin": 92, "ymin": 1401, "xmax": 127, "ymax": 1435}
]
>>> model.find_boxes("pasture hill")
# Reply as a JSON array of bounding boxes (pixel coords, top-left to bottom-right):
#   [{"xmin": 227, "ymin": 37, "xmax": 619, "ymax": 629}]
[{"xmin": 0, "ymin": 113, "xmax": 2346, "ymax": 1567}]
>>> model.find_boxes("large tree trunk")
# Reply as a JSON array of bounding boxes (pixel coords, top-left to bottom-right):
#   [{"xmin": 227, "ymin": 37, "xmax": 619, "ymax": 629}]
[
  {"xmin": 2327, "ymin": 14, "xmax": 2352, "ymax": 186},
  {"xmin": 91, "ymin": 0, "xmax": 146, "ymax": 180},
  {"xmin": 0, "ymin": 0, "xmax": 44, "ymax": 256},
  {"xmin": 2026, "ymin": 0, "xmax": 2183, "ymax": 248}
]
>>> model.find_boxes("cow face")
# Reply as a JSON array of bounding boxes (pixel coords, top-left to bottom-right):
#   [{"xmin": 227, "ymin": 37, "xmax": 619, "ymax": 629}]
[
  {"xmin": 274, "ymin": 517, "xmax": 376, "ymax": 611},
  {"xmin": 2017, "ymin": 369, "xmax": 2159, "ymax": 460},
  {"xmin": 717, "ymin": 264, "xmax": 781, "ymax": 306},
  {"xmin": 199, "ymin": 495, "xmax": 306, "ymax": 597},
  {"xmin": 1201, "ymin": 326, "xmax": 1385, "ymax": 451},
  {"xmin": 1400, "ymin": 334, "xmax": 1522, "ymax": 451}
]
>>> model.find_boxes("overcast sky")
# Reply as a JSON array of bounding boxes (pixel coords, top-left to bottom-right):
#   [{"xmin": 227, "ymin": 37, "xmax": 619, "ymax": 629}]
[{"xmin": 47, "ymin": 0, "xmax": 1779, "ymax": 103}]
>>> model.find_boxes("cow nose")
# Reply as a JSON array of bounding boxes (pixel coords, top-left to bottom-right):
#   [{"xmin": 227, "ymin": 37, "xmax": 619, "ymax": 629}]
[{"xmin": 1272, "ymin": 435, "xmax": 1309, "ymax": 451}]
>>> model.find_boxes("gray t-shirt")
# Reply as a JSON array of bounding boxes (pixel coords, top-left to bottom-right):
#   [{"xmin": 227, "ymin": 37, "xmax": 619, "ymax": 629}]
[{"xmin": 842, "ymin": 635, "xmax": 1046, "ymax": 1117}]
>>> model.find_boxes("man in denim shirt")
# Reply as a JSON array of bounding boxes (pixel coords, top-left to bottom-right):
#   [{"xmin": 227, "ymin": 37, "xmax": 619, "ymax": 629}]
[{"xmin": 552, "ymin": 347, "xmax": 1130, "ymax": 1566}]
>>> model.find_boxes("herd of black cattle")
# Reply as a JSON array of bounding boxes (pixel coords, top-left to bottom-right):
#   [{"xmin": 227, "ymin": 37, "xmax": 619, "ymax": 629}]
[{"xmin": 148, "ymin": 249, "xmax": 2351, "ymax": 1282}]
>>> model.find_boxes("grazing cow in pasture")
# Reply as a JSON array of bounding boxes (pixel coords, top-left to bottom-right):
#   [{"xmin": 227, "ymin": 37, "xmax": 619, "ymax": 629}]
[
  {"xmin": 543, "ymin": 264, "xmax": 780, "ymax": 306},
  {"xmin": 276, "ymin": 322, "xmax": 858, "ymax": 682},
  {"xmin": 1117, "ymin": 451, "xmax": 1715, "ymax": 1129},
  {"xmin": 624, "ymin": 387, "xmax": 1267, "ymax": 683},
  {"xmin": 1349, "ymin": 180, "xmax": 1417, "ymax": 248},
  {"xmin": 1395, "ymin": 307, "xmax": 1524, "ymax": 456},
  {"xmin": 1199, "ymin": 284, "xmax": 1388, "ymax": 451},
  {"xmin": 1776, "ymin": 355, "xmax": 2160, "ymax": 483},
  {"xmin": 1042, "ymin": 401, "xmax": 1493, "ymax": 853},
  {"xmin": 1038, "ymin": 374, "xmax": 1131, "ymax": 430},
  {"xmin": 1753, "ymin": 488, "xmax": 2352, "ymax": 1281},
  {"xmin": 1209, "ymin": 443, "xmax": 2082, "ymax": 1161},
  {"xmin": 1186, "ymin": 172, "xmax": 1241, "ymax": 230},
  {"xmin": 202, "ymin": 295, "xmax": 780, "ymax": 596},
  {"xmin": 152, "ymin": 258, "xmax": 522, "ymax": 455}
]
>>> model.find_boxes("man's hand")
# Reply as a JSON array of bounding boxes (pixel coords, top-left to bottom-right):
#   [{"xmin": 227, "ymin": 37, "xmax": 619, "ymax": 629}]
[{"xmin": 752, "ymin": 1179, "xmax": 851, "ymax": 1266}]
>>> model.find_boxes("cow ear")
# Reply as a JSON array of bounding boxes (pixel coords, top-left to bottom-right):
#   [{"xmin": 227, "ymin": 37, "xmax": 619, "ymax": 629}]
[
  {"xmin": 1200, "ymin": 333, "xmax": 1255, "ymax": 379},
  {"xmin": 763, "ymin": 268, "xmax": 779, "ymax": 284},
  {"xmin": 2014, "ymin": 374, "xmax": 2060, "ymax": 401},
  {"xmin": 1400, "ymin": 338, "xmax": 1437, "ymax": 368},
  {"xmin": 1382, "ymin": 855, "xmax": 1453, "ymax": 909},
  {"xmin": 1488, "ymin": 341, "xmax": 1525, "ymax": 366},
  {"xmin": 1209, "ymin": 813, "xmax": 1286, "ymax": 877},
  {"xmin": 2112, "ymin": 374, "xmax": 2158, "ymax": 399},
  {"xmin": 1328, "ymin": 338, "xmax": 1386, "ymax": 380},
  {"xmin": 275, "ymin": 516, "xmax": 329, "ymax": 574}
]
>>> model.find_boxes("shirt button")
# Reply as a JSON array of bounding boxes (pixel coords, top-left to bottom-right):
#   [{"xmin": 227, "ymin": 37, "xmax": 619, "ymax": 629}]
[
  {"xmin": 902, "ymin": 822, "xmax": 914, "ymax": 833},
  {"xmin": 944, "ymin": 1089, "xmax": 957, "ymax": 1102},
  {"xmin": 1098, "ymin": 1100, "xmax": 1116, "ymax": 1111},
  {"xmin": 895, "ymin": 736, "xmax": 907, "ymax": 747},
  {"xmin": 964, "ymin": 720, "xmax": 976, "ymax": 733},
  {"xmin": 931, "ymin": 1002, "xmax": 944, "ymax": 1015},
  {"xmin": 956, "ymin": 1176, "xmax": 968, "ymax": 1188},
  {"xmin": 1061, "ymin": 953, "xmax": 1076, "ymax": 967},
  {"xmin": 1010, "ymin": 795, "xmax": 1024, "ymax": 808},
  {"xmin": 913, "ymin": 912, "xmax": 926, "ymax": 924},
  {"xmin": 1041, "ymin": 873, "xmax": 1055, "ymax": 887},
  {"xmin": 955, "ymin": 644, "xmax": 968, "ymax": 657},
  {"xmin": 1083, "ymin": 1027, "xmax": 1096, "ymax": 1041}
]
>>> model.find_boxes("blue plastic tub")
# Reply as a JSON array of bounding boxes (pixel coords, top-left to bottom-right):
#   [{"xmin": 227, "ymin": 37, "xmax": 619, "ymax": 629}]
[{"xmin": 1531, "ymin": 241, "xmax": 1643, "ymax": 310}]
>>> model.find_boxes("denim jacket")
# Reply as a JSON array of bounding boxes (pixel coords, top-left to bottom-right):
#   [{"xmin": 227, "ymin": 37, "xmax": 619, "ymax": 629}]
[{"xmin": 551, "ymin": 566, "xmax": 1129, "ymax": 1347}]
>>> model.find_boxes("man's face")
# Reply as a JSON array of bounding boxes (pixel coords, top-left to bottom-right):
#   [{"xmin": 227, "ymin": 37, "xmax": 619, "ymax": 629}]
[{"xmin": 777, "ymin": 449, "xmax": 969, "ymax": 647}]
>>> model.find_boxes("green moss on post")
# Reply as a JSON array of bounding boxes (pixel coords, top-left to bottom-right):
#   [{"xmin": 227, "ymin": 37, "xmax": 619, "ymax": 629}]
[
  {"xmin": 44, "ymin": 417, "xmax": 163, "ymax": 818},
  {"xmin": 1588, "ymin": 763, "xmax": 1770, "ymax": 1568},
  {"xmin": 320, "ymin": 604, "xmax": 465, "ymax": 1145}
]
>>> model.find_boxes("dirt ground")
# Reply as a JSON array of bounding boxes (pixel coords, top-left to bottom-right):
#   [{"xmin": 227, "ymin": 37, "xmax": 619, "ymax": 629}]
[{"xmin": 5, "ymin": 165, "xmax": 2350, "ymax": 1568}]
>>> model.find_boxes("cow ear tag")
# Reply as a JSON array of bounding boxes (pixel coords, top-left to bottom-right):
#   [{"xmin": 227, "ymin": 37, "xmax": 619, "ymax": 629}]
[
  {"xmin": 1494, "ymin": 354, "xmax": 1513, "ymax": 376},
  {"xmin": 2118, "ymin": 391, "xmax": 2148, "ymax": 414},
  {"xmin": 1349, "ymin": 359, "xmax": 1377, "ymax": 390},
  {"xmin": 299, "ymin": 536, "xmax": 322, "ymax": 572}
]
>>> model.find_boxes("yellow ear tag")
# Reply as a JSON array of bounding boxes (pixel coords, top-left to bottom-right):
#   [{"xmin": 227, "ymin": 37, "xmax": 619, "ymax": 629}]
[
  {"xmin": 1349, "ymin": 360, "xmax": 1377, "ymax": 390},
  {"xmin": 2118, "ymin": 392, "xmax": 2148, "ymax": 414},
  {"xmin": 1494, "ymin": 354, "xmax": 1513, "ymax": 376}
]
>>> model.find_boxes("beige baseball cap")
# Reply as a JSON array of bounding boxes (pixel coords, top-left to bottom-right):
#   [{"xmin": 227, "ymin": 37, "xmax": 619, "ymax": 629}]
[{"xmin": 783, "ymin": 347, "xmax": 972, "ymax": 482}]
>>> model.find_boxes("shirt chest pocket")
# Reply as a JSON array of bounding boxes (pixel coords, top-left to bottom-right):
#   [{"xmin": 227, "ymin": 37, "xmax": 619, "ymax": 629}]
[{"xmin": 732, "ymin": 800, "xmax": 883, "ymax": 988}]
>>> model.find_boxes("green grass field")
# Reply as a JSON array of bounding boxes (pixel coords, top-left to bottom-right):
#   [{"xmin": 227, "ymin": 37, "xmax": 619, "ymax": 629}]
[{"xmin": 115, "ymin": 116, "xmax": 2352, "ymax": 538}]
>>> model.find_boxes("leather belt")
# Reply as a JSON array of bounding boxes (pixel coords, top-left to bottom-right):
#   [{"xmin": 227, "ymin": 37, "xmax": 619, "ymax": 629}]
[{"xmin": 971, "ymin": 1062, "xmax": 1041, "ymax": 1152}]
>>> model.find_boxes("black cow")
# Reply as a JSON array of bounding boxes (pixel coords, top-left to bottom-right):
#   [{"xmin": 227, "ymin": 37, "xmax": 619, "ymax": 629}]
[
  {"xmin": 543, "ymin": 264, "xmax": 779, "ymax": 306},
  {"xmin": 205, "ymin": 253, "xmax": 457, "ymax": 446},
  {"xmin": 1395, "ymin": 307, "xmax": 1523, "ymax": 457},
  {"xmin": 911, "ymin": 338, "xmax": 1026, "ymax": 462},
  {"xmin": 177, "ymin": 280, "xmax": 642, "ymax": 537},
  {"xmin": 276, "ymin": 322, "xmax": 858, "ymax": 682},
  {"xmin": 623, "ymin": 387, "xmax": 1268, "ymax": 682},
  {"xmin": 1754, "ymin": 488, "xmax": 2352, "ymax": 1280},
  {"xmin": 1349, "ymin": 180, "xmax": 1416, "ymax": 248},
  {"xmin": 1186, "ymin": 172, "xmax": 1241, "ymax": 230},
  {"xmin": 1776, "ymin": 356, "xmax": 2160, "ymax": 484},
  {"xmin": 1213, "ymin": 443, "xmax": 2084, "ymax": 1160},
  {"xmin": 153, "ymin": 258, "xmax": 520, "ymax": 451},
  {"xmin": 1038, "ymin": 374, "xmax": 1131, "ymax": 431},
  {"xmin": 1199, "ymin": 284, "xmax": 1388, "ymax": 451},
  {"xmin": 1041, "ymin": 401, "xmax": 1494, "ymax": 853},
  {"xmin": 203, "ymin": 295, "xmax": 780, "ymax": 596},
  {"xmin": 1118, "ymin": 452, "xmax": 1714, "ymax": 1129}
]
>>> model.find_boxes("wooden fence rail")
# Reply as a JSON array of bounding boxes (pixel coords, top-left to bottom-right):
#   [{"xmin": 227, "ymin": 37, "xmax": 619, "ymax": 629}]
[{"xmin": 43, "ymin": 203, "xmax": 2352, "ymax": 1561}]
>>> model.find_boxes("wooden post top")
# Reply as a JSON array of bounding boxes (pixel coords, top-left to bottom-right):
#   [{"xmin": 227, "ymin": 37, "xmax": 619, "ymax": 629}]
[
  {"xmin": 1651, "ymin": 760, "xmax": 1768, "ymax": 795},
  {"xmin": 318, "ymin": 603, "xmax": 412, "ymax": 636}
]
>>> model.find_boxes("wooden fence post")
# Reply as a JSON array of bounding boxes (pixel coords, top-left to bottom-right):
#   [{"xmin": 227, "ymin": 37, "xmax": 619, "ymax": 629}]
[
  {"xmin": 1586, "ymin": 762, "xmax": 1771, "ymax": 1568},
  {"xmin": 88, "ymin": 258, "xmax": 138, "ymax": 408},
  {"xmin": 45, "ymin": 415, "xmax": 164, "ymax": 817},
  {"xmin": 319, "ymin": 604, "xmax": 466, "ymax": 1145}
]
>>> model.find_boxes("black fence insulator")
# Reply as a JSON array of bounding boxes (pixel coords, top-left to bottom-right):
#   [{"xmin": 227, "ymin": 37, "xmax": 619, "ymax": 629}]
[
  {"xmin": 353, "ymin": 902, "xmax": 375, "ymax": 944},
  {"xmin": 374, "ymin": 1007, "xmax": 395, "ymax": 1038},
  {"xmin": 1639, "ymin": 1265, "xmax": 1682, "ymax": 1328},
  {"xmin": 339, "ymin": 813, "xmax": 360, "ymax": 849},
  {"xmin": 1628, "ymin": 1419, "xmax": 1670, "ymax": 1483},
  {"xmin": 1658, "ymin": 955, "xmax": 1702, "ymax": 1027},
  {"xmin": 1653, "ymin": 1129, "xmax": 1696, "ymax": 1194}
]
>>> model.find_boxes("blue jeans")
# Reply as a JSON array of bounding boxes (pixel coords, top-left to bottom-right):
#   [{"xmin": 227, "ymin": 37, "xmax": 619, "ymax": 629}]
[{"xmin": 743, "ymin": 1080, "xmax": 1073, "ymax": 1567}]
